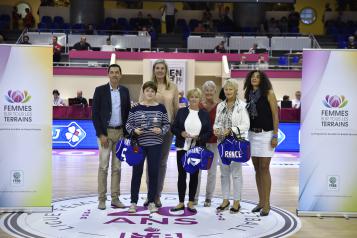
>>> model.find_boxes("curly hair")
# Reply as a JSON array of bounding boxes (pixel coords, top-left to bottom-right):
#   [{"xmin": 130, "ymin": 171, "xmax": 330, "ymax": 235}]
[{"xmin": 243, "ymin": 70, "xmax": 272, "ymax": 101}]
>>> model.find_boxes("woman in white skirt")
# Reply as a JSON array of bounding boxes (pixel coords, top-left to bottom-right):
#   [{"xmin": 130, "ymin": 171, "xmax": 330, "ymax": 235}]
[
  {"xmin": 214, "ymin": 79, "xmax": 250, "ymax": 213},
  {"xmin": 244, "ymin": 70, "xmax": 279, "ymax": 216}
]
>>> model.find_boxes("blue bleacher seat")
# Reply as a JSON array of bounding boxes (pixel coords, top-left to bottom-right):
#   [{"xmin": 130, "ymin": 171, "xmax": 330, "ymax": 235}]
[
  {"xmin": 41, "ymin": 16, "xmax": 52, "ymax": 25},
  {"xmin": 72, "ymin": 23, "xmax": 85, "ymax": 33},
  {"xmin": 37, "ymin": 22, "xmax": 48, "ymax": 31},
  {"xmin": 338, "ymin": 40, "xmax": 347, "ymax": 49},
  {"xmin": 278, "ymin": 56, "xmax": 288, "ymax": 66},
  {"xmin": 117, "ymin": 17, "xmax": 128, "ymax": 26},
  {"xmin": 176, "ymin": 19, "xmax": 187, "ymax": 27},
  {"xmin": 53, "ymin": 16, "xmax": 64, "ymax": 25},
  {"xmin": 0, "ymin": 14, "xmax": 10, "ymax": 22},
  {"xmin": 292, "ymin": 56, "xmax": 300, "ymax": 64},
  {"xmin": 189, "ymin": 19, "xmax": 199, "ymax": 31}
]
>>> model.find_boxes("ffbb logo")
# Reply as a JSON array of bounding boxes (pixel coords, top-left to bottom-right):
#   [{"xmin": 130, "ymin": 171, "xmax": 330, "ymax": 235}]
[
  {"xmin": 328, "ymin": 175, "xmax": 339, "ymax": 191},
  {"xmin": 11, "ymin": 170, "xmax": 24, "ymax": 186}
]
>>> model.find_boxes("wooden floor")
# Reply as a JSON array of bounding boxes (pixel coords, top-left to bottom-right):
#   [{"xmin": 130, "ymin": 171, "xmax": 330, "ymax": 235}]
[{"xmin": 1, "ymin": 150, "xmax": 357, "ymax": 238}]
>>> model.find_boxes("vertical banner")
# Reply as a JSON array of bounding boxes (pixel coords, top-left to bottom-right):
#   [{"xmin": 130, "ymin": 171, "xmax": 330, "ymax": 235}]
[
  {"xmin": 298, "ymin": 49, "xmax": 357, "ymax": 216},
  {"xmin": 151, "ymin": 59, "xmax": 186, "ymax": 92},
  {"xmin": 0, "ymin": 45, "xmax": 52, "ymax": 212}
]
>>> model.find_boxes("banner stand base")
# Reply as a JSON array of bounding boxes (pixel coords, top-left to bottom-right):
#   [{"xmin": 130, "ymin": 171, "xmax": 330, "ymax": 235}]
[
  {"xmin": 297, "ymin": 209, "xmax": 357, "ymax": 218},
  {"xmin": 0, "ymin": 206, "xmax": 53, "ymax": 213}
]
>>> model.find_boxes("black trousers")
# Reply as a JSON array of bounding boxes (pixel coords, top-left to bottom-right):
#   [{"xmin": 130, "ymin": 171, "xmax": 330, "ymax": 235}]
[{"xmin": 176, "ymin": 150, "xmax": 199, "ymax": 203}]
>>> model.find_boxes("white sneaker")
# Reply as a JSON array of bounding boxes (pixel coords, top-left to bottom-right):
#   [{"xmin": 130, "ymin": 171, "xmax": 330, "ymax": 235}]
[
  {"xmin": 148, "ymin": 202, "xmax": 158, "ymax": 213},
  {"xmin": 128, "ymin": 203, "xmax": 137, "ymax": 213}
]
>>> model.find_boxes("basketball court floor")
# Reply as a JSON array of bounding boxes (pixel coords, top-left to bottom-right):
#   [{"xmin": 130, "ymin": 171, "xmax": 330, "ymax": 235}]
[{"xmin": 0, "ymin": 150, "xmax": 356, "ymax": 237}]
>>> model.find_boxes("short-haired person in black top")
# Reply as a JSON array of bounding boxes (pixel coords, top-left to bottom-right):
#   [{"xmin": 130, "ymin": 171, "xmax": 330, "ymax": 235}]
[{"xmin": 244, "ymin": 70, "xmax": 279, "ymax": 216}]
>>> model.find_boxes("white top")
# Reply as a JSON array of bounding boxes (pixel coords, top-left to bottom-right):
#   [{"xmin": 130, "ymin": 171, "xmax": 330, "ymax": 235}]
[
  {"xmin": 292, "ymin": 99, "xmax": 300, "ymax": 108},
  {"xmin": 214, "ymin": 98, "xmax": 250, "ymax": 139},
  {"xmin": 165, "ymin": 2, "xmax": 175, "ymax": 15},
  {"xmin": 183, "ymin": 108, "xmax": 202, "ymax": 151},
  {"xmin": 53, "ymin": 98, "xmax": 66, "ymax": 106},
  {"xmin": 101, "ymin": 45, "xmax": 115, "ymax": 52}
]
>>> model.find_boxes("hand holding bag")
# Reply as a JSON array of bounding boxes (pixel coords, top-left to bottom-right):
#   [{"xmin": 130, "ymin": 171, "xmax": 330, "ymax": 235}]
[
  {"xmin": 218, "ymin": 127, "xmax": 250, "ymax": 165},
  {"xmin": 115, "ymin": 133, "xmax": 144, "ymax": 166},
  {"xmin": 181, "ymin": 146, "xmax": 214, "ymax": 174}
]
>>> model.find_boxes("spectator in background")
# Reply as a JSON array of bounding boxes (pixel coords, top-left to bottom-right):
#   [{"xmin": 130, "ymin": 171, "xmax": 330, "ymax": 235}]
[
  {"xmin": 219, "ymin": 6, "xmax": 234, "ymax": 27},
  {"xmin": 73, "ymin": 90, "xmax": 88, "ymax": 106},
  {"xmin": 279, "ymin": 16, "xmax": 288, "ymax": 33},
  {"xmin": 325, "ymin": 3, "xmax": 332, "ymax": 11},
  {"xmin": 0, "ymin": 34, "xmax": 4, "ymax": 44},
  {"xmin": 256, "ymin": 55, "xmax": 269, "ymax": 70},
  {"xmin": 73, "ymin": 36, "xmax": 91, "ymax": 50},
  {"xmin": 23, "ymin": 8, "xmax": 35, "ymax": 29},
  {"xmin": 146, "ymin": 14, "xmax": 156, "ymax": 33},
  {"xmin": 347, "ymin": 36, "xmax": 356, "ymax": 49},
  {"xmin": 85, "ymin": 24, "xmax": 96, "ymax": 35},
  {"xmin": 288, "ymin": 9, "xmax": 300, "ymax": 32},
  {"xmin": 135, "ymin": 11, "xmax": 146, "ymax": 31},
  {"xmin": 194, "ymin": 22, "xmax": 206, "ymax": 33},
  {"xmin": 279, "ymin": 95, "xmax": 292, "ymax": 108},
  {"xmin": 248, "ymin": 43, "xmax": 258, "ymax": 54},
  {"xmin": 53, "ymin": 89, "xmax": 66, "ymax": 106},
  {"xmin": 178, "ymin": 90, "xmax": 189, "ymax": 108},
  {"xmin": 202, "ymin": 8, "xmax": 213, "ymax": 32},
  {"xmin": 292, "ymin": 91, "xmax": 301, "ymax": 109},
  {"xmin": 52, "ymin": 36, "xmax": 62, "ymax": 62},
  {"xmin": 240, "ymin": 55, "xmax": 248, "ymax": 69},
  {"xmin": 101, "ymin": 38, "xmax": 115, "ymax": 52},
  {"xmin": 257, "ymin": 23, "xmax": 267, "ymax": 34},
  {"xmin": 21, "ymin": 35, "xmax": 31, "ymax": 44},
  {"xmin": 164, "ymin": 2, "xmax": 176, "ymax": 33},
  {"xmin": 214, "ymin": 41, "xmax": 226, "ymax": 53},
  {"xmin": 322, "ymin": 3, "xmax": 332, "ymax": 22},
  {"xmin": 12, "ymin": 6, "xmax": 21, "ymax": 30}
]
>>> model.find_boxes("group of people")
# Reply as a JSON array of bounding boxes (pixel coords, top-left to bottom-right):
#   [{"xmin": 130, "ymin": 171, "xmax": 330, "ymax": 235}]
[
  {"xmin": 279, "ymin": 91, "xmax": 301, "ymax": 109},
  {"xmin": 91, "ymin": 59, "xmax": 279, "ymax": 217},
  {"xmin": 52, "ymin": 89, "xmax": 88, "ymax": 106}
]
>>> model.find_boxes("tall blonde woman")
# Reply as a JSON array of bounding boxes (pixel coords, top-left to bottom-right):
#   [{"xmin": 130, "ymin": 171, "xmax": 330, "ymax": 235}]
[
  {"xmin": 195, "ymin": 81, "xmax": 219, "ymax": 207},
  {"xmin": 140, "ymin": 59, "xmax": 179, "ymax": 207},
  {"xmin": 214, "ymin": 79, "xmax": 250, "ymax": 214}
]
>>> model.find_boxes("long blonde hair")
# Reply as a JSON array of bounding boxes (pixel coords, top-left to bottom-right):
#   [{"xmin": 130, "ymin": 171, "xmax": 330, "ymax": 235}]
[{"xmin": 151, "ymin": 59, "xmax": 171, "ymax": 90}]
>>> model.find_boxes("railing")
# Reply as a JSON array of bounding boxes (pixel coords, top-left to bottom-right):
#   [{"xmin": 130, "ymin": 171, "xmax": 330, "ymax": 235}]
[{"xmin": 310, "ymin": 34, "xmax": 321, "ymax": 49}]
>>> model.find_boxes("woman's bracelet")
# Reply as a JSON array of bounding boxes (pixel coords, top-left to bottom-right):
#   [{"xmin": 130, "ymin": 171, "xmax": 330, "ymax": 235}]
[{"xmin": 272, "ymin": 134, "xmax": 278, "ymax": 139}]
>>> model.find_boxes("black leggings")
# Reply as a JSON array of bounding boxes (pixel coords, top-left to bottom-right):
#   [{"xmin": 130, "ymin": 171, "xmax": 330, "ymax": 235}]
[{"xmin": 176, "ymin": 150, "xmax": 199, "ymax": 203}]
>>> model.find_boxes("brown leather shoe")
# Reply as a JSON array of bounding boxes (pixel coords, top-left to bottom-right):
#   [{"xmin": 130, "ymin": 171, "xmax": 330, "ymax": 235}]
[
  {"xmin": 98, "ymin": 200, "xmax": 106, "ymax": 210},
  {"xmin": 111, "ymin": 199, "xmax": 125, "ymax": 208}
]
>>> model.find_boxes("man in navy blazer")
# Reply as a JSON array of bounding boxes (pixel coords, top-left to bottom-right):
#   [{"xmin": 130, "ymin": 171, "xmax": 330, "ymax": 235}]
[{"xmin": 92, "ymin": 64, "xmax": 131, "ymax": 210}]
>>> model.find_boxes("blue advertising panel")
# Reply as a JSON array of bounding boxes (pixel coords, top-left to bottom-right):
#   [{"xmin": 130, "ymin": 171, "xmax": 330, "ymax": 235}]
[
  {"xmin": 52, "ymin": 120, "xmax": 98, "ymax": 149},
  {"xmin": 52, "ymin": 120, "xmax": 300, "ymax": 151},
  {"xmin": 275, "ymin": 122, "xmax": 300, "ymax": 152}
]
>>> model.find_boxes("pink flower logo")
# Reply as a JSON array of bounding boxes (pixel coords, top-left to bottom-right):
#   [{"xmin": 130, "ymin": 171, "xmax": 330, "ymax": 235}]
[
  {"xmin": 5, "ymin": 90, "xmax": 31, "ymax": 103},
  {"xmin": 323, "ymin": 95, "xmax": 348, "ymax": 108}
]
